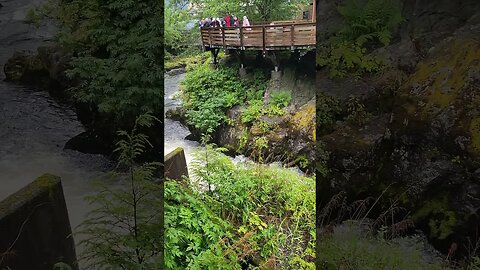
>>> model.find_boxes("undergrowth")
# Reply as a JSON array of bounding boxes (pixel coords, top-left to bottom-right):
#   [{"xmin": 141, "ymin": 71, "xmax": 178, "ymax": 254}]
[
  {"xmin": 165, "ymin": 145, "xmax": 315, "ymax": 269},
  {"xmin": 181, "ymin": 61, "xmax": 269, "ymax": 136},
  {"xmin": 317, "ymin": 0, "xmax": 402, "ymax": 77}
]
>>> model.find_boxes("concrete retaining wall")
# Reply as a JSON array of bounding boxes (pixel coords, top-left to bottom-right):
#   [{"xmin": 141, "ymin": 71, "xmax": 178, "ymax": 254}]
[
  {"xmin": 164, "ymin": 147, "xmax": 189, "ymax": 181},
  {"xmin": 0, "ymin": 174, "xmax": 77, "ymax": 270}
]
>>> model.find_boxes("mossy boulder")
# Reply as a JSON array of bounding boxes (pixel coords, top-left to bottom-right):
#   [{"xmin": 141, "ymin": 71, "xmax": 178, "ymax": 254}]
[
  {"xmin": 216, "ymin": 99, "xmax": 316, "ymax": 172},
  {"xmin": 387, "ymin": 34, "xmax": 480, "ymax": 254},
  {"xmin": 396, "ymin": 38, "xmax": 480, "ymax": 158},
  {"xmin": 4, "ymin": 46, "xmax": 72, "ymax": 98}
]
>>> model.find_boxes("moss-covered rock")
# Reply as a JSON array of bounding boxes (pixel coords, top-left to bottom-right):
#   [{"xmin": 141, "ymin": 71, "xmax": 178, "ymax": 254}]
[
  {"xmin": 318, "ymin": 0, "xmax": 480, "ymax": 257},
  {"xmin": 215, "ymin": 99, "xmax": 316, "ymax": 172}
]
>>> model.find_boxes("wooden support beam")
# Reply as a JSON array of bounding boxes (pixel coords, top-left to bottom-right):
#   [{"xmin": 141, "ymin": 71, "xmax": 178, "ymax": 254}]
[
  {"xmin": 312, "ymin": 0, "xmax": 316, "ymax": 22},
  {"xmin": 221, "ymin": 27, "xmax": 226, "ymax": 51},
  {"xmin": 240, "ymin": 27, "xmax": 244, "ymax": 50},
  {"xmin": 291, "ymin": 25, "xmax": 295, "ymax": 50},
  {"xmin": 262, "ymin": 26, "xmax": 266, "ymax": 52}
]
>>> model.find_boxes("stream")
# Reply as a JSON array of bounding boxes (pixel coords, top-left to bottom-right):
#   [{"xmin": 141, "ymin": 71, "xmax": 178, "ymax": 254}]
[
  {"xmin": 164, "ymin": 70, "xmax": 199, "ymax": 166},
  {"xmin": 0, "ymin": 0, "xmax": 111, "ymax": 242}
]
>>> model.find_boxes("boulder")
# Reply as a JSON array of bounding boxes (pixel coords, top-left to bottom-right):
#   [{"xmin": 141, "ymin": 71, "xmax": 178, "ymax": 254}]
[{"xmin": 4, "ymin": 46, "xmax": 71, "ymax": 99}]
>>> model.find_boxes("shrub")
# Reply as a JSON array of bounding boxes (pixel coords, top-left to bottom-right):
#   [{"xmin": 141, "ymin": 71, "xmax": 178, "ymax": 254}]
[
  {"xmin": 317, "ymin": 93, "xmax": 341, "ymax": 133},
  {"xmin": 181, "ymin": 65, "xmax": 244, "ymax": 134},
  {"xmin": 169, "ymin": 146, "xmax": 317, "ymax": 269},
  {"xmin": 318, "ymin": 0, "xmax": 402, "ymax": 77},
  {"xmin": 346, "ymin": 96, "xmax": 369, "ymax": 126},
  {"xmin": 270, "ymin": 91, "xmax": 292, "ymax": 108},
  {"xmin": 338, "ymin": 0, "xmax": 403, "ymax": 46},
  {"xmin": 77, "ymin": 114, "xmax": 162, "ymax": 269},
  {"xmin": 241, "ymin": 100, "xmax": 264, "ymax": 124}
]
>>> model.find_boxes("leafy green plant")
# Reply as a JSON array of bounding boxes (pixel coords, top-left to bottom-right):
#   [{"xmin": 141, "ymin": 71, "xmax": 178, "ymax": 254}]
[
  {"xmin": 181, "ymin": 65, "xmax": 244, "ymax": 134},
  {"xmin": 182, "ymin": 146, "xmax": 316, "ymax": 269},
  {"xmin": 237, "ymin": 128, "xmax": 249, "ymax": 152},
  {"xmin": 318, "ymin": 41, "xmax": 382, "ymax": 78},
  {"xmin": 346, "ymin": 96, "xmax": 369, "ymax": 126},
  {"xmin": 317, "ymin": 93, "xmax": 341, "ymax": 133},
  {"xmin": 77, "ymin": 113, "xmax": 162, "ymax": 269},
  {"xmin": 241, "ymin": 100, "xmax": 264, "ymax": 124},
  {"xmin": 295, "ymin": 155, "xmax": 310, "ymax": 169},
  {"xmin": 468, "ymin": 257, "xmax": 480, "ymax": 270},
  {"xmin": 252, "ymin": 136, "xmax": 269, "ymax": 162},
  {"xmin": 164, "ymin": 180, "xmax": 237, "ymax": 269},
  {"xmin": 338, "ymin": 0, "xmax": 403, "ymax": 46},
  {"xmin": 265, "ymin": 104, "xmax": 286, "ymax": 117},
  {"xmin": 257, "ymin": 121, "xmax": 273, "ymax": 133},
  {"xmin": 318, "ymin": 0, "xmax": 402, "ymax": 77},
  {"xmin": 270, "ymin": 91, "xmax": 292, "ymax": 108}
]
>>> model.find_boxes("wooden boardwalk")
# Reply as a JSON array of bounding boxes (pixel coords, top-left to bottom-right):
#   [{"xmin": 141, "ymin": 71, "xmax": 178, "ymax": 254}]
[{"xmin": 200, "ymin": 21, "xmax": 316, "ymax": 52}]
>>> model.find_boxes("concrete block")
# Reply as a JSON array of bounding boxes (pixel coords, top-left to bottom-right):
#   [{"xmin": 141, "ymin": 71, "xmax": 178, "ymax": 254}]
[
  {"xmin": 164, "ymin": 147, "xmax": 189, "ymax": 181},
  {"xmin": 0, "ymin": 174, "xmax": 77, "ymax": 270}
]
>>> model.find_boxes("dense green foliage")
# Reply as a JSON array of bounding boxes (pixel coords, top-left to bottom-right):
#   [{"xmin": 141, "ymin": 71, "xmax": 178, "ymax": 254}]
[
  {"xmin": 317, "ymin": 0, "xmax": 402, "ymax": 77},
  {"xmin": 77, "ymin": 114, "xmax": 162, "ymax": 269},
  {"xmin": 48, "ymin": 0, "xmax": 163, "ymax": 125},
  {"xmin": 316, "ymin": 93, "xmax": 340, "ymax": 133},
  {"xmin": 165, "ymin": 0, "xmax": 201, "ymax": 57},
  {"xmin": 270, "ymin": 91, "xmax": 292, "ymax": 108},
  {"xmin": 346, "ymin": 96, "xmax": 369, "ymax": 126},
  {"xmin": 337, "ymin": 0, "xmax": 403, "ymax": 46},
  {"xmin": 181, "ymin": 64, "xmax": 245, "ymax": 133},
  {"xmin": 190, "ymin": 0, "xmax": 309, "ymax": 22},
  {"xmin": 165, "ymin": 146, "xmax": 315, "ymax": 269},
  {"xmin": 181, "ymin": 62, "xmax": 269, "ymax": 135}
]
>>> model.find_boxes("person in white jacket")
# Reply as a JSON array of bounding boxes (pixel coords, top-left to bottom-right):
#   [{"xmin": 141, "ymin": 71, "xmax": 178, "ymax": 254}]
[{"xmin": 242, "ymin": 16, "xmax": 250, "ymax": 27}]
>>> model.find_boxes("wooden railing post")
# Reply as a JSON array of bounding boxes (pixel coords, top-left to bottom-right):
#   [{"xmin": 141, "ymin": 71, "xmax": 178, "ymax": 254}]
[
  {"xmin": 262, "ymin": 26, "xmax": 266, "ymax": 52},
  {"xmin": 221, "ymin": 27, "xmax": 226, "ymax": 50},
  {"xmin": 208, "ymin": 28, "xmax": 212, "ymax": 47},
  {"xmin": 240, "ymin": 27, "xmax": 244, "ymax": 50},
  {"xmin": 291, "ymin": 25, "xmax": 295, "ymax": 50}
]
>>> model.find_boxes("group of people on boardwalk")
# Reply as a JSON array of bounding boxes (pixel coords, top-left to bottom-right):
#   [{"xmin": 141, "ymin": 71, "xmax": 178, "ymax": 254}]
[{"xmin": 199, "ymin": 14, "xmax": 250, "ymax": 28}]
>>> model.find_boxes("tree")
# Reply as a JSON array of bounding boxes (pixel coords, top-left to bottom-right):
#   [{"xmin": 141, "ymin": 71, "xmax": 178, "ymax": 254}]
[
  {"xmin": 52, "ymin": 0, "xmax": 163, "ymax": 126},
  {"xmin": 165, "ymin": 0, "xmax": 194, "ymax": 52},
  {"xmin": 190, "ymin": 0, "xmax": 309, "ymax": 22},
  {"xmin": 77, "ymin": 113, "xmax": 163, "ymax": 269}
]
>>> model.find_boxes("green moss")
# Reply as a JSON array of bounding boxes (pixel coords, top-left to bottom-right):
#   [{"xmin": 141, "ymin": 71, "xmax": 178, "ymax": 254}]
[
  {"xmin": 410, "ymin": 40, "xmax": 480, "ymax": 116},
  {"xmin": 165, "ymin": 52, "xmax": 209, "ymax": 71},
  {"xmin": 0, "ymin": 174, "xmax": 59, "ymax": 217},
  {"xmin": 291, "ymin": 100, "xmax": 316, "ymax": 141},
  {"xmin": 32, "ymin": 174, "xmax": 59, "ymax": 201},
  {"xmin": 412, "ymin": 197, "xmax": 457, "ymax": 240}
]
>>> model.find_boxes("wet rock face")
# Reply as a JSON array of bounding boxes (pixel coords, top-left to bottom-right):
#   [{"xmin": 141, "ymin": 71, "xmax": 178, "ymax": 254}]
[
  {"xmin": 214, "ymin": 99, "xmax": 316, "ymax": 172},
  {"xmin": 318, "ymin": 0, "xmax": 480, "ymax": 256}
]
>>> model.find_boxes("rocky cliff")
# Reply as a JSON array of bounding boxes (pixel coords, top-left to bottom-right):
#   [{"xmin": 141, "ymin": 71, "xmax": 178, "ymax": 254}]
[{"xmin": 317, "ymin": 0, "xmax": 480, "ymax": 257}]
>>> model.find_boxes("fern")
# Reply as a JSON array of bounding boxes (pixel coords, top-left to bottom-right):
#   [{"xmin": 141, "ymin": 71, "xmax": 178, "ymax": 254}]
[{"xmin": 318, "ymin": 0, "xmax": 402, "ymax": 77}]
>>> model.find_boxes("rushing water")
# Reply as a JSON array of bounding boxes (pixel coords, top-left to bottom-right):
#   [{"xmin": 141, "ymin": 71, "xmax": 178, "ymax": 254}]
[
  {"xmin": 0, "ymin": 0, "xmax": 111, "ymax": 236},
  {"xmin": 164, "ymin": 71, "xmax": 199, "ymax": 166}
]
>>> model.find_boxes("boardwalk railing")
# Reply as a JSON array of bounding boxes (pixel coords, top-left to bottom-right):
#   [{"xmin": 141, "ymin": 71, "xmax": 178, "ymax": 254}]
[{"xmin": 200, "ymin": 21, "xmax": 316, "ymax": 51}]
